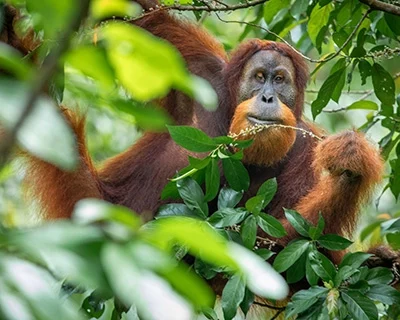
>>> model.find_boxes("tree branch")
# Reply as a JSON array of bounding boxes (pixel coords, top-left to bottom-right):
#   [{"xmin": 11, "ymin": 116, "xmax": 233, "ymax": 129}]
[
  {"xmin": 155, "ymin": 0, "xmax": 270, "ymax": 12},
  {"xmin": 0, "ymin": 0, "xmax": 91, "ymax": 170},
  {"xmin": 359, "ymin": 0, "xmax": 400, "ymax": 16}
]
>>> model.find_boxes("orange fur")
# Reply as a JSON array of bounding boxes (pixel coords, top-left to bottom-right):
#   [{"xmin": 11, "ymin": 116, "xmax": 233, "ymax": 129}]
[
  {"xmin": 23, "ymin": 109, "xmax": 101, "ymax": 219},
  {"xmin": 229, "ymin": 97, "xmax": 297, "ymax": 166},
  {"xmin": 281, "ymin": 131, "xmax": 384, "ymax": 264}
]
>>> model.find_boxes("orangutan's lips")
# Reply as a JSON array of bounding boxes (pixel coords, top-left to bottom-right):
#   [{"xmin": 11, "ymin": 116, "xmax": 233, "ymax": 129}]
[{"xmin": 247, "ymin": 115, "xmax": 282, "ymax": 125}]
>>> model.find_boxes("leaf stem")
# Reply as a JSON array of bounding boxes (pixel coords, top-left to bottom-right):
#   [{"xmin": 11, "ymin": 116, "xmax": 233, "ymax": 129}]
[{"xmin": 169, "ymin": 168, "xmax": 199, "ymax": 181}]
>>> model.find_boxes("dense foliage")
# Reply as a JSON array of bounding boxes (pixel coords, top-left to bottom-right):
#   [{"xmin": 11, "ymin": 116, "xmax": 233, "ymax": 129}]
[{"xmin": 0, "ymin": 0, "xmax": 400, "ymax": 319}]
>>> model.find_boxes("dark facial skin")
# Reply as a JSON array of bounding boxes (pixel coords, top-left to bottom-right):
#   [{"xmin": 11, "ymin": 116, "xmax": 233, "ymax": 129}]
[{"xmin": 238, "ymin": 50, "xmax": 297, "ymax": 124}]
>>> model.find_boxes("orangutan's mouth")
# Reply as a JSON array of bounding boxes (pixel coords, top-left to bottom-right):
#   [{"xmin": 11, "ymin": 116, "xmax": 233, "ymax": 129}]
[{"xmin": 247, "ymin": 115, "xmax": 282, "ymax": 125}]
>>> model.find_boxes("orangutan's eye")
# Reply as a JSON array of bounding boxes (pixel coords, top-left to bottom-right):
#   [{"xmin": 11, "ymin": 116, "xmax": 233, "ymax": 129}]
[
  {"xmin": 255, "ymin": 71, "xmax": 265, "ymax": 83},
  {"xmin": 274, "ymin": 75, "xmax": 284, "ymax": 83}
]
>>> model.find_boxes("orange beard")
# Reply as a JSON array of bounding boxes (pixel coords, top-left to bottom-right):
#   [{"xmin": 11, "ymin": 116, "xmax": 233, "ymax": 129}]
[{"xmin": 229, "ymin": 98, "xmax": 297, "ymax": 166}]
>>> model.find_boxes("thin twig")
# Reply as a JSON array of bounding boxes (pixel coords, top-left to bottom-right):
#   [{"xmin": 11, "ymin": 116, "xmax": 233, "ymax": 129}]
[
  {"xmin": 253, "ymin": 301, "xmax": 285, "ymax": 311},
  {"xmin": 306, "ymin": 89, "xmax": 371, "ymax": 95},
  {"xmin": 228, "ymin": 123, "xmax": 323, "ymax": 141},
  {"xmin": 322, "ymin": 73, "xmax": 400, "ymax": 113},
  {"xmin": 215, "ymin": 9, "xmax": 371, "ymax": 63},
  {"xmin": 359, "ymin": 0, "xmax": 400, "ymax": 16},
  {"xmin": 323, "ymin": 107, "xmax": 350, "ymax": 113},
  {"xmin": 271, "ymin": 308, "xmax": 285, "ymax": 320},
  {"xmin": 0, "ymin": 0, "xmax": 91, "ymax": 170}
]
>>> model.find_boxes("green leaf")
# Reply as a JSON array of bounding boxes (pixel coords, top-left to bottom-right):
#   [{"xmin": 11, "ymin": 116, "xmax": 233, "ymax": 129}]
[
  {"xmin": 358, "ymin": 60, "xmax": 372, "ymax": 85},
  {"xmin": 167, "ymin": 125, "xmax": 218, "ymax": 152},
  {"xmin": 341, "ymin": 290, "xmax": 378, "ymax": 320},
  {"xmin": 189, "ymin": 156, "xmax": 211, "ymax": 170},
  {"xmin": 245, "ymin": 195, "xmax": 265, "ymax": 215},
  {"xmin": 205, "ymin": 158, "xmax": 220, "ymax": 201},
  {"xmin": 372, "ymin": 63, "xmax": 395, "ymax": 106},
  {"xmin": 102, "ymin": 22, "xmax": 215, "ymax": 105},
  {"xmin": 366, "ymin": 267, "xmax": 393, "ymax": 285},
  {"xmin": 360, "ymin": 220, "xmax": 383, "ymax": 241},
  {"xmin": 286, "ymin": 252, "xmax": 306, "ymax": 284},
  {"xmin": 384, "ymin": 13, "xmax": 400, "ymax": 35},
  {"xmin": 1, "ymin": 255, "xmax": 85, "ymax": 320},
  {"xmin": 221, "ymin": 275, "xmax": 245, "ymax": 320},
  {"xmin": 129, "ymin": 242, "xmax": 214, "ymax": 308},
  {"xmin": 208, "ymin": 208, "xmax": 248, "ymax": 228},
  {"xmin": 254, "ymin": 248, "xmax": 275, "ymax": 260},
  {"xmin": 366, "ymin": 284, "xmax": 400, "ymax": 305},
  {"xmin": 339, "ymin": 252, "xmax": 372, "ymax": 269},
  {"xmin": 157, "ymin": 204, "xmax": 199, "ymax": 219},
  {"xmin": 201, "ymin": 307, "xmax": 218, "ymax": 320},
  {"xmin": 112, "ymin": 99, "xmax": 172, "ymax": 132},
  {"xmin": 348, "ymin": 279, "xmax": 370, "ymax": 293},
  {"xmin": 234, "ymin": 139, "xmax": 254, "ymax": 149},
  {"xmin": 73, "ymin": 199, "xmax": 141, "ymax": 229},
  {"xmin": 222, "ymin": 158, "xmax": 250, "ymax": 192},
  {"xmin": 212, "ymin": 136, "xmax": 234, "ymax": 144},
  {"xmin": 194, "ymin": 258, "xmax": 218, "ymax": 280},
  {"xmin": 333, "ymin": 31, "xmax": 351, "ymax": 55},
  {"xmin": 102, "ymin": 243, "xmax": 194, "ymax": 320},
  {"xmin": 177, "ymin": 178, "xmax": 208, "ymax": 218},
  {"xmin": 26, "ymin": 0, "xmax": 75, "ymax": 39},
  {"xmin": 0, "ymin": 80, "xmax": 78, "ymax": 171},
  {"xmin": 390, "ymin": 157, "xmax": 400, "ymax": 199},
  {"xmin": 334, "ymin": 266, "xmax": 358, "ymax": 287},
  {"xmin": 290, "ymin": 0, "xmax": 309, "ymax": 19},
  {"xmin": 66, "ymin": 46, "xmax": 115, "ymax": 91},
  {"xmin": 286, "ymin": 286, "xmax": 329, "ymax": 318},
  {"xmin": 308, "ymin": 3, "xmax": 333, "ymax": 46},
  {"xmin": 347, "ymin": 100, "xmax": 378, "ymax": 111},
  {"xmin": 376, "ymin": 16, "xmax": 397, "ymax": 39},
  {"xmin": 386, "ymin": 232, "xmax": 400, "ymax": 249},
  {"xmin": 90, "ymin": 0, "xmax": 140, "ymax": 20},
  {"xmin": 82, "ymin": 293, "xmax": 105, "ymax": 318},
  {"xmin": 308, "ymin": 251, "xmax": 336, "ymax": 282},
  {"xmin": 240, "ymin": 288, "xmax": 254, "ymax": 316},
  {"xmin": 330, "ymin": 58, "xmax": 347, "ymax": 103},
  {"xmin": 217, "ymin": 187, "xmax": 243, "ymax": 210},
  {"xmin": 284, "ymin": 208, "xmax": 311, "ymax": 238},
  {"xmin": 0, "ymin": 283, "xmax": 34, "ymax": 320},
  {"xmin": 273, "ymin": 240, "xmax": 310, "ymax": 272},
  {"xmin": 263, "ymin": 0, "xmax": 290, "ymax": 24},
  {"xmin": 306, "ymin": 252, "xmax": 320, "ymax": 286},
  {"xmin": 348, "ymin": 266, "xmax": 369, "ymax": 285},
  {"xmin": 318, "ymin": 234, "xmax": 353, "ymax": 250},
  {"xmin": 382, "ymin": 218, "xmax": 400, "ymax": 234},
  {"xmin": 161, "ymin": 180, "xmax": 180, "ymax": 200},
  {"xmin": 187, "ymin": 75, "xmax": 218, "ymax": 111},
  {"xmin": 147, "ymin": 217, "xmax": 237, "ymax": 268},
  {"xmin": 228, "ymin": 243, "xmax": 289, "ymax": 300},
  {"xmin": 311, "ymin": 67, "xmax": 346, "ymax": 118},
  {"xmin": 240, "ymin": 215, "xmax": 257, "ymax": 249},
  {"xmin": 257, "ymin": 213, "xmax": 287, "ymax": 238},
  {"xmin": 256, "ymin": 178, "xmax": 278, "ymax": 208},
  {"xmin": 309, "ymin": 213, "xmax": 325, "ymax": 240},
  {"xmin": 0, "ymin": 42, "xmax": 32, "ymax": 80}
]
